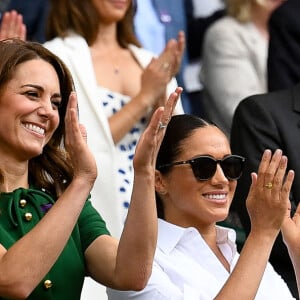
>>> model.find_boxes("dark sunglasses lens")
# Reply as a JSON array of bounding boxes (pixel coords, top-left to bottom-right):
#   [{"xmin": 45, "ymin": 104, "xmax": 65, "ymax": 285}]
[
  {"xmin": 221, "ymin": 156, "xmax": 244, "ymax": 180},
  {"xmin": 191, "ymin": 157, "xmax": 217, "ymax": 180}
]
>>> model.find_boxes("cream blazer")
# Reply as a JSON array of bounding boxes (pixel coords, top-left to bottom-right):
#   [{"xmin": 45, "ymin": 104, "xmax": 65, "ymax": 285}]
[{"xmin": 201, "ymin": 16, "xmax": 268, "ymax": 136}]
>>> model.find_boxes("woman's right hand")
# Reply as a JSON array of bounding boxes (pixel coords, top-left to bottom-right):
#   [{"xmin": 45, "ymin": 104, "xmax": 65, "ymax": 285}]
[
  {"xmin": 64, "ymin": 92, "xmax": 97, "ymax": 186},
  {"xmin": 139, "ymin": 31, "xmax": 185, "ymax": 109},
  {"xmin": 133, "ymin": 87, "xmax": 182, "ymax": 174},
  {"xmin": 246, "ymin": 149, "xmax": 294, "ymax": 238},
  {"xmin": 0, "ymin": 10, "xmax": 26, "ymax": 41}
]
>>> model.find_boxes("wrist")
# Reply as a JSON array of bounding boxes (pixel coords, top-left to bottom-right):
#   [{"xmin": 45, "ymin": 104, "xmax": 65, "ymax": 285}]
[{"xmin": 248, "ymin": 228, "xmax": 279, "ymax": 246}]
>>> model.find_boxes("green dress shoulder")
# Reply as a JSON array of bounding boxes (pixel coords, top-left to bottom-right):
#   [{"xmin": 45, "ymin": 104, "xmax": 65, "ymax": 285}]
[{"xmin": 0, "ymin": 187, "xmax": 110, "ymax": 300}]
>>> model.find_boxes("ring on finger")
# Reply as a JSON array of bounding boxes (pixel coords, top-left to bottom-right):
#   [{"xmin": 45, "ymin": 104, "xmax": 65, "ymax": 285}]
[
  {"xmin": 162, "ymin": 62, "xmax": 170, "ymax": 70},
  {"xmin": 158, "ymin": 121, "xmax": 167, "ymax": 130},
  {"xmin": 264, "ymin": 182, "xmax": 273, "ymax": 189}
]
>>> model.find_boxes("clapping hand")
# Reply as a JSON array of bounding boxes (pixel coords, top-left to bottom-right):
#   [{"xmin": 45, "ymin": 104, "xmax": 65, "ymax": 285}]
[
  {"xmin": 133, "ymin": 87, "xmax": 183, "ymax": 174},
  {"xmin": 64, "ymin": 92, "xmax": 97, "ymax": 187},
  {"xmin": 139, "ymin": 31, "xmax": 185, "ymax": 110},
  {"xmin": 281, "ymin": 198, "xmax": 300, "ymax": 261},
  {"xmin": 246, "ymin": 149, "xmax": 294, "ymax": 238},
  {"xmin": 0, "ymin": 10, "xmax": 26, "ymax": 41}
]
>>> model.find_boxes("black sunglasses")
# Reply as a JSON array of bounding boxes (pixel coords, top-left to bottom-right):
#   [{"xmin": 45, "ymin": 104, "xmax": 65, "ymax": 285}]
[{"xmin": 158, "ymin": 155, "xmax": 246, "ymax": 181}]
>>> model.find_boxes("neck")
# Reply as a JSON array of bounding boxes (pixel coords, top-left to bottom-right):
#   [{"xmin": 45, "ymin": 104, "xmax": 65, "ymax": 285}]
[
  {"xmin": 251, "ymin": 4, "xmax": 271, "ymax": 40},
  {"xmin": 91, "ymin": 22, "xmax": 120, "ymax": 50},
  {"xmin": 0, "ymin": 160, "xmax": 29, "ymax": 192},
  {"xmin": 198, "ymin": 224, "xmax": 218, "ymax": 247}
]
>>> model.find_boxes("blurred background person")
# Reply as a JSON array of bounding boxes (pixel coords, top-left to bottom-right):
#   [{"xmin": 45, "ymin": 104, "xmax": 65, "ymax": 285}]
[
  {"xmin": 134, "ymin": 0, "xmax": 225, "ymax": 117},
  {"xmin": 134, "ymin": 0, "xmax": 191, "ymax": 113},
  {"xmin": 184, "ymin": 0, "xmax": 225, "ymax": 117},
  {"xmin": 200, "ymin": 0, "xmax": 285, "ymax": 136},
  {"xmin": 267, "ymin": 0, "xmax": 300, "ymax": 92}
]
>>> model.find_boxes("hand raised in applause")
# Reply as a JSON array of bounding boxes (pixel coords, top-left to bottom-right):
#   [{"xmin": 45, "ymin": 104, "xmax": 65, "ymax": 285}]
[
  {"xmin": 64, "ymin": 92, "xmax": 97, "ymax": 187},
  {"xmin": 138, "ymin": 32, "xmax": 185, "ymax": 110},
  {"xmin": 281, "ymin": 185, "xmax": 300, "ymax": 263},
  {"xmin": 246, "ymin": 149, "xmax": 294, "ymax": 239},
  {"xmin": 0, "ymin": 10, "xmax": 26, "ymax": 41},
  {"xmin": 133, "ymin": 87, "xmax": 183, "ymax": 175}
]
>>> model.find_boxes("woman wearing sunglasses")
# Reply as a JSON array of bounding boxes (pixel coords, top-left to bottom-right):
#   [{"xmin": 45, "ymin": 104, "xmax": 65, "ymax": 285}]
[{"xmin": 108, "ymin": 114, "xmax": 298, "ymax": 299}]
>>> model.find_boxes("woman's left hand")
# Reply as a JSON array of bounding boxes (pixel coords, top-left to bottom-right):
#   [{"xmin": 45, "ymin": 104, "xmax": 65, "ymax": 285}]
[{"xmin": 246, "ymin": 149, "xmax": 294, "ymax": 237}]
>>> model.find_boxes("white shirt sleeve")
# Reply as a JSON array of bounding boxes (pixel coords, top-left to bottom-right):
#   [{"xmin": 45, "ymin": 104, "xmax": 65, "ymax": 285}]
[{"xmin": 107, "ymin": 263, "xmax": 183, "ymax": 300}]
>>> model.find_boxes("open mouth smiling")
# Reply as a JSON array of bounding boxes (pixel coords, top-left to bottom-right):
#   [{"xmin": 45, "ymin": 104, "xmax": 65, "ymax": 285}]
[{"xmin": 23, "ymin": 122, "xmax": 46, "ymax": 136}]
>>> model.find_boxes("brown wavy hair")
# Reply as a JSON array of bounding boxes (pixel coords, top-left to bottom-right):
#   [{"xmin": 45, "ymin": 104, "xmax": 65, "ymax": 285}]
[
  {"xmin": 0, "ymin": 39, "xmax": 75, "ymax": 198},
  {"xmin": 46, "ymin": 0, "xmax": 140, "ymax": 48}
]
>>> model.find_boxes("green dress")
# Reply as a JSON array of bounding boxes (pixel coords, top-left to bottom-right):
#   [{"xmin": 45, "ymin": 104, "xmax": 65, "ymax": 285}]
[{"xmin": 0, "ymin": 187, "xmax": 110, "ymax": 300}]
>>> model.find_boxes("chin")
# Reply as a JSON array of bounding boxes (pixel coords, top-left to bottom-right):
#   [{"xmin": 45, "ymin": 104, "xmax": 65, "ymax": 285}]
[
  {"xmin": 25, "ymin": 148, "xmax": 44, "ymax": 160},
  {"xmin": 215, "ymin": 211, "xmax": 229, "ymax": 223}
]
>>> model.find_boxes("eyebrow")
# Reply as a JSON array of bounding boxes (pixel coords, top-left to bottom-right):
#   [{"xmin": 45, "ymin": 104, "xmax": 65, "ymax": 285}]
[{"xmin": 20, "ymin": 84, "xmax": 62, "ymax": 98}]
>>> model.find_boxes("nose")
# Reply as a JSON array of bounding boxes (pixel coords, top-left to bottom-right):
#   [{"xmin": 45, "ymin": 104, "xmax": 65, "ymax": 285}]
[
  {"xmin": 37, "ymin": 99, "xmax": 56, "ymax": 119},
  {"xmin": 210, "ymin": 164, "xmax": 229, "ymax": 185}
]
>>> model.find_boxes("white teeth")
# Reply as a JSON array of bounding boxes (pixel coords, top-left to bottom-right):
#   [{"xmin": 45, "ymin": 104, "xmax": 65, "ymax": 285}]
[
  {"xmin": 24, "ymin": 123, "xmax": 45, "ymax": 135},
  {"xmin": 205, "ymin": 194, "xmax": 226, "ymax": 200}
]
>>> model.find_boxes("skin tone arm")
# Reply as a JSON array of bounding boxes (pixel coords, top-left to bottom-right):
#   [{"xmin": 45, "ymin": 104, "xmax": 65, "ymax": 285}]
[
  {"xmin": 281, "ymin": 195, "xmax": 300, "ymax": 296},
  {"xmin": 215, "ymin": 149, "xmax": 295, "ymax": 300},
  {"xmin": 0, "ymin": 92, "xmax": 98, "ymax": 299},
  {"xmin": 0, "ymin": 10, "xmax": 26, "ymax": 41},
  {"xmin": 109, "ymin": 31, "xmax": 185, "ymax": 144},
  {"xmin": 85, "ymin": 88, "xmax": 183, "ymax": 290}
]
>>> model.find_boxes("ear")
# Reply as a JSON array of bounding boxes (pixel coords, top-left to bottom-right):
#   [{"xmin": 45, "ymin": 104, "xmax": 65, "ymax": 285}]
[{"xmin": 155, "ymin": 170, "xmax": 167, "ymax": 195}]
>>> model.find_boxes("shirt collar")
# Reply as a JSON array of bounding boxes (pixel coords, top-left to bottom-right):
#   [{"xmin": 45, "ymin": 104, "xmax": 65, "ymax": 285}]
[{"xmin": 157, "ymin": 219, "xmax": 237, "ymax": 255}]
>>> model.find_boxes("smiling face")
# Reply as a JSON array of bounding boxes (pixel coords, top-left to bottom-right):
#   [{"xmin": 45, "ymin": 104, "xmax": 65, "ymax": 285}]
[
  {"xmin": 0, "ymin": 59, "xmax": 61, "ymax": 162},
  {"xmin": 156, "ymin": 125, "xmax": 237, "ymax": 228}
]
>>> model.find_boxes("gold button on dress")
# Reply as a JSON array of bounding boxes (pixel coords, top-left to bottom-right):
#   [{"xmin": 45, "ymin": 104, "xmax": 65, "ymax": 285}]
[
  {"xmin": 24, "ymin": 212, "xmax": 32, "ymax": 221},
  {"xmin": 44, "ymin": 279, "xmax": 53, "ymax": 289},
  {"xmin": 19, "ymin": 199, "xmax": 27, "ymax": 208}
]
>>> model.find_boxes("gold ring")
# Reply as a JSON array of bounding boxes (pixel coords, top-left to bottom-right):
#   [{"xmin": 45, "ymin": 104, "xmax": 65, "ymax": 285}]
[
  {"xmin": 162, "ymin": 62, "xmax": 170, "ymax": 70},
  {"xmin": 264, "ymin": 182, "xmax": 273, "ymax": 189},
  {"xmin": 158, "ymin": 122, "xmax": 167, "ymax": 130}
]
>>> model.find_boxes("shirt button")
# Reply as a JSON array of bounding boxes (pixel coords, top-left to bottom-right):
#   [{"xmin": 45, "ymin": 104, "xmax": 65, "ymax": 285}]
[
  {"xmin": 44, "ymin": 279, "xmax": 53, "ymax": 289},
  {"xmin": 19, "ymin": 199, "xmax": 27, "ymax": 208},
  {"xmin": 24, "ymin": 212, "xmax": 32, "ymax": 221}
]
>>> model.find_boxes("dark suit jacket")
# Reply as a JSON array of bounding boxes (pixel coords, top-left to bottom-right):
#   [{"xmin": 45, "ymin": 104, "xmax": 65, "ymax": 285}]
[
  {"xmin": 230, "ymin": 83, "xmax": 300, "ymax": 299},
  {"xmin": 268, "ymin": 0, "xmax": 300, "ymax": 91}
]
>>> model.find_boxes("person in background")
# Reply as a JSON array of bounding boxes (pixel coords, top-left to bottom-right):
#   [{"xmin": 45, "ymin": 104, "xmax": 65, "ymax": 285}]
[
  {"xmin": 44, "ymin": 0, "xmax": 184, "ymax": 298},
  {"xmin": 267, "ymin": 0, "xmax": 300, "ymax": 91},
  {"xmin": 0, "ymin": 38, "xmax": 182, "ymax": 300},
  {"xmin": 0, "ymin": 0, "xmax": 49, "ymax": 42},
  {"xmin": 184, "ymin": 0, "xmax": 225, "ymax": 117},
  {"xmin": 200, "ymin": 0, "xmax": 285, "ymax": 136},
  {"xmin": 134, "ymin": 0, "xmax": 191, "ymax": 114},
  {"xmin": 107, "ymin": 114, "xmax": 296, "ymax": 299},
  {"xmin": 134, "ymin": 0, "xmax": 225, "ymax": 118},
  {"xmin": 230, "ymin": 84, "xmax": 300, "ymax": 299}
]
